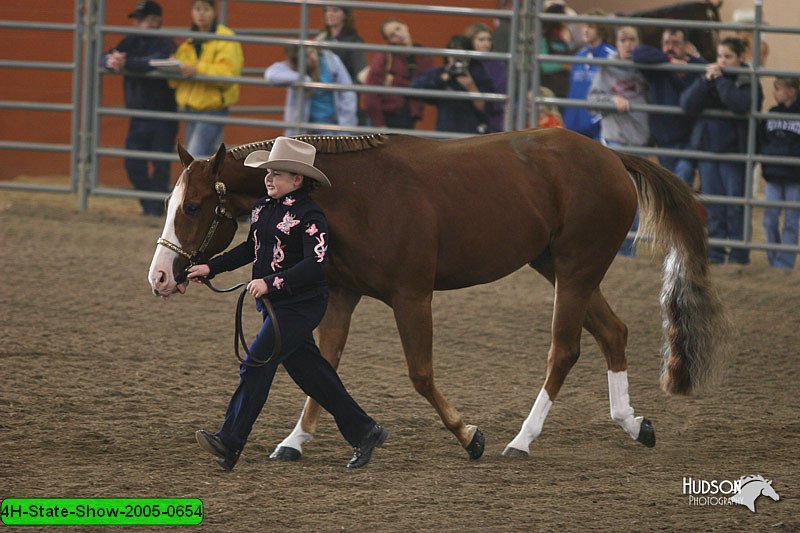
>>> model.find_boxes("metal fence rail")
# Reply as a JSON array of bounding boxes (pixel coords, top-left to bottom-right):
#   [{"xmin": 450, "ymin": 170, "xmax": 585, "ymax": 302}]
[
  {"xmin": 2, "ymin": 0, "xmax": 800, "ymax": 258},
  {"xmin": 0, "ymin": 3, "xmax": 84, "ymax": 194}
]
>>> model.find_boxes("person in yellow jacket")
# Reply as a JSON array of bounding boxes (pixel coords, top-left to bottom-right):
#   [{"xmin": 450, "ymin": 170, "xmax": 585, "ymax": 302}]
[{"xmin": 172, "ymin": 0, "xmax": 243, "ymax": 157}]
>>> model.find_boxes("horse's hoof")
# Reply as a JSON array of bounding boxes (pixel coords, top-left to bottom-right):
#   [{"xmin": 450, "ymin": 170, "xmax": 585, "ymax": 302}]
[
  {"xmin": 269, "ymin": 446, "xmax": 302, "ymax": 461},
  {"xmin": 637, "ymin": 418, "xmax": 656, "ymax": 448},
  {"xmin": 465, "ymin": 428, "xmax": 485, "ymax": 460},
  {"xmin": 501, "ymin": 446, "xmax": 529, "ymax": 458}
]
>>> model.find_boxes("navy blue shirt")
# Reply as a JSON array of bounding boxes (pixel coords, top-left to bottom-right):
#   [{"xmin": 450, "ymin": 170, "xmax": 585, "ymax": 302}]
[
  {"xmin": 759, "ymin": 98, "xmax": 800, "ymax": 183},
  {"xmin": 207, "ymin": 189, "xmax": 329, "ymax": 304},
  {"xmin": 103, "ymin": 34, "xmax": 177, "ymax": 112},
  {"xmin": 632, "ymin": 44, "xmax": 706, "ymax": 146},
  {"xmin": 681, "ymin": 70, "xmax": 763, "ymax": 154},
  {"xmin": 412, "ymin": 61, "xmax": 496, "ymax": 134}
]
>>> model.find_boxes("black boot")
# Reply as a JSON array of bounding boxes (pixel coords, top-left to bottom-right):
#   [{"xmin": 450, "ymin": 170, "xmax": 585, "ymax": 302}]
[
  {"xmin": 346, "ymin": 424, "xmax": 388, "ymax": 469},
  {"xmin": 195, "ymin": 430, "xmax": 240, "ymax": 471}
]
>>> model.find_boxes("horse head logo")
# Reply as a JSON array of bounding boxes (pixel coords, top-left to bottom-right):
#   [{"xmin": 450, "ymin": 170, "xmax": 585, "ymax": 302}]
[{"xmin": 730, "ymin": 475, "xmax": 780, "ymax": 513}]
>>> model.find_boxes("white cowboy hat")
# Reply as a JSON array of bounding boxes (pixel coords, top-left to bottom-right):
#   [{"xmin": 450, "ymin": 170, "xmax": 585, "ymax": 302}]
[{"xmin": 243, "ymin": 136, "xmax": 331, "ymax": 187}]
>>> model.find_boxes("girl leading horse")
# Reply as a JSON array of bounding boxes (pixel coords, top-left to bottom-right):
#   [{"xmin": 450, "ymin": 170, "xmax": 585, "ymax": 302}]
[{"xmin": 148, "ymin": 128, "xmax": 728, "ymax": 461}]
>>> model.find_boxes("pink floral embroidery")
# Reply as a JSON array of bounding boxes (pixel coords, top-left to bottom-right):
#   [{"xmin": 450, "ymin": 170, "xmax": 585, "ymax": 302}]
[
  {"xmin": 314, "ymin": 232, "xmax": 327, "ymax": 263},
  {"xmin": 251, "ymin": 205, "xmax": 263, "ymax": 224},
  {"xmin": 271, "ymin": 236, "xmax": 284, "ymax": 271},
  {"xmin": 282, "ymin": 196, "xmax": 296, "ymax": 206},
  {"xmin": 276, "ymin": 212, "xmax": 300, "ymax": 235},
  {"xmin": 305, "ymin": 223, "xmax": 319, "ymax": 236},
  {"xmin": 272, "ymin": 276, "xmax": 285, "ymax": 290}
]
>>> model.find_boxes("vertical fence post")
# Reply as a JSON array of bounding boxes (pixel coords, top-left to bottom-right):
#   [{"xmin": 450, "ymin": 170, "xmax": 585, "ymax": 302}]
[
  {"xmin": 78, "ymin": 0, "xmax": 97, "ymax": 211},
  {"xmin": 742, "ymin": 0, "xmax": 764, "ymax": 250},
  {"xmin": 70, "ymin": 0, "xmax": 84, "ymax": 193}
]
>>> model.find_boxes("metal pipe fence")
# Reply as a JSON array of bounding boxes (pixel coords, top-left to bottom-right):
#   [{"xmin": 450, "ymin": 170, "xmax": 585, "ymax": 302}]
[{"xmin": 3, "ymin": 0, "xmax": 800, "ymax": 259}]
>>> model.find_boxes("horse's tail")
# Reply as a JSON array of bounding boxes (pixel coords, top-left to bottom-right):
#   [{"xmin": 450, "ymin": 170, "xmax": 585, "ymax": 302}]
[{"xmin": 617, "ymin": 152, "xmax": 729, "ymax": 395}]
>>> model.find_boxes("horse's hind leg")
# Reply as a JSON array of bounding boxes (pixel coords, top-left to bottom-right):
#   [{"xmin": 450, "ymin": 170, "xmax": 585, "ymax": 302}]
[
  {"xmin": 503, "ymin": 280, "xmax": 591, "ymax": 457},
  {"xmin": 270, "ymin": 287, "xmax": 361, "ymax": 461},
  {"xmin": 392, "ymin": 293, "xmax": 485, "ymax": 459},
  {"xmin": 583, "ymin": 288, "xmax": 655, "ymax": 448}
]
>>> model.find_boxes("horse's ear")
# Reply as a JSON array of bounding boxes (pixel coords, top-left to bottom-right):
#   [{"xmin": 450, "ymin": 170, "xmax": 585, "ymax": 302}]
[
  {"xmin": 177, "ymin": 143, "xmax": 194, "ymax": 169},
  {"xmin": 210, "ymin": 143, "xmax": 226, "ymax": 178}
]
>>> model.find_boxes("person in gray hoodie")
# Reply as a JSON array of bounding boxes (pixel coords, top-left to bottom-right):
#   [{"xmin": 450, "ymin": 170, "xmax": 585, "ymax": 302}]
[
  {"xmin": 588, "ymin": 25, "xmax": 649, "ymax": 256},
  {"xmin": 588, "ymin": 25, "xmax": 649, "ymax": 148}
]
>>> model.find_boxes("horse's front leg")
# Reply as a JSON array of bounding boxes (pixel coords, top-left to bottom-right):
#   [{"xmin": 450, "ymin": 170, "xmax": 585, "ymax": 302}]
[
  {"xmin": 392, "ymin": 293, "xmax": 485, "ymax": 460},
  {"xmin": 270, "ymin": 287, "xmax": 361, "ymax": 461}
]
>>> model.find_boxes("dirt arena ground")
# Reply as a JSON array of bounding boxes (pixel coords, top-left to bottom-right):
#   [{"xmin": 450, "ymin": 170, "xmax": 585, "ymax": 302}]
[{"xmin": 1, "ymin": 186, "xmax": 797, "ymax": 531}]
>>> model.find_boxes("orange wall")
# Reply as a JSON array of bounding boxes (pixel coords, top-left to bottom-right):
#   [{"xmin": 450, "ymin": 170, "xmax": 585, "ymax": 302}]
[{"xmin": 1, "ymin": 0, "xmax": 497, "ymax": 185}]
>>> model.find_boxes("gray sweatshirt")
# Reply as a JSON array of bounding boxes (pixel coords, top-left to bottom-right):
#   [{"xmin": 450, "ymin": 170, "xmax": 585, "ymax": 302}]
[{"xmin": 587, "ymin": 60, "xmax": 649, "ymax": 146}]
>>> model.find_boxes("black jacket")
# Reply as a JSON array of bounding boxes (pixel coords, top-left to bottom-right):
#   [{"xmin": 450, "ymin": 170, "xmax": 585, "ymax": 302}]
[
  {"xmin": 103, "ymin": 34, "xmax": 177, "ymax": 112},
  {"xmin": 759, "ymin": 99, "xmax": 800, "ymax": 183},
  {"xmin": 207, "ymin": 190, "xmax": 328, "ymax": 304}
]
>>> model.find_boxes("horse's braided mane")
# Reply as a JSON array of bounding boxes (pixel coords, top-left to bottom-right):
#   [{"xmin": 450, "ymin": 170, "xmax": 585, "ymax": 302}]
[{"xmin": 228, "ymin": 134, "xmax": 390, "ymax": 160}]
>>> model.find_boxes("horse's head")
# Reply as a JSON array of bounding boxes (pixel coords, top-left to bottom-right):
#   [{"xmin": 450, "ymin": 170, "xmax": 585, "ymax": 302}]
[{"xmin": 148, "ymin": 143, "xmax": 239, "ymax": 297}]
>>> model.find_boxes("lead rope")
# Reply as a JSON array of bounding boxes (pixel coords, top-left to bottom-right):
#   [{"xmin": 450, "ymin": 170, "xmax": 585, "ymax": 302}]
[{"xmin": 198, "ymin": 278, "xmax": 282, "ymax": 367}]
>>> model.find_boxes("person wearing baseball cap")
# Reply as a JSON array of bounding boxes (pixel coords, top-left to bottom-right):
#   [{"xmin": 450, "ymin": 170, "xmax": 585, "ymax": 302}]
[
  {"xmin": 188, "ymin": 137, "xmax": 388, "ymax": 471},
  {"xmin": 102, "ymin": 0, "xmax": 177, "ymax": 216}
]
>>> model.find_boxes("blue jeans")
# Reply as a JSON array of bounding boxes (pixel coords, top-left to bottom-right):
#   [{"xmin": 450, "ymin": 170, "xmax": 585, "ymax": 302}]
[
  {"xmin": 698, "ymin": 160, "xmax": 749, "ymax": 264},
  {"xmin": 182, "ymin": 108, "xmax": 228, "ymax": 159},
  {"xmin": 124, "ymin": 117, "xmax": 178, "ymax": 216},
  {"xmin": 217, "ymin": 293, "xmax": 375, "ymax": 453},
  {"xmin": 763, "ymin": 180, "xmax": 800, "ymax": 269},
  {"xmin": 657, "ymin": 141, "xmax": 696, "ymax": 188}
]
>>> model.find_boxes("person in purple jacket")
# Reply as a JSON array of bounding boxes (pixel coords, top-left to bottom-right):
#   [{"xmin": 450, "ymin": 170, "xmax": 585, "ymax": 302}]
[
  {"xmin": 102, "ymin": 1, "xmax": 177, "ymax": 216},
  {"xmin": 187, "ymin": 137, "xmax": 388, "ymax": 471},
  {"xmin": 681, "ymin": 37, "xmax": 763, "ymax": 265}
]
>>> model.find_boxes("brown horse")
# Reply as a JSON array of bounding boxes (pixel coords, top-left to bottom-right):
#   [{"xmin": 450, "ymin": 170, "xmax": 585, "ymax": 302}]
[{"xmin": 148, "ymin": 129, "xmax": 728, "ymax": 461}]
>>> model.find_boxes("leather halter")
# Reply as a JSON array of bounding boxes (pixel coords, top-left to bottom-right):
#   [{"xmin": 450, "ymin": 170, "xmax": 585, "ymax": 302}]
[{"xmin": 156, "ymin": 181, "xmax": 236, "ymax": 265}]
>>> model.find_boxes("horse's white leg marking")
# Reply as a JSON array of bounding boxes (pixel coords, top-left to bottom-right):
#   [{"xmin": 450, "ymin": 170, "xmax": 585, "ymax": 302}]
[
  {"xmin": 608, "ymin": 370, "xmax": 643, "ymax": 440},
  {"xmin": 269, "ymin": 417, "xmax": 314, "ymax": 457},
  {"xmin": 505, "ymin": 388, "xmax": 552, "ymax": 454}
]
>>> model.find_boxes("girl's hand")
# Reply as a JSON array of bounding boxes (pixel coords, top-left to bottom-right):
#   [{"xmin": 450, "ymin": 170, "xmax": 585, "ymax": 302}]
[
  {"xmin": 613, "ymin": 95, "xmax": 630, "ymax": 113},
  {"xmin": 705, "ymin": 63, "xmax": 722, "ymax": 81},
  {"xmin": 186, "ymin": 264, "xmax": 211, "ymax": 283},
  {"xmin": 179, "ymin": 63, "xmax": 197, "ymax": 78},
  {"xmin": 247, "ymin": 279, "xmax": 269, "ymax": 299}
]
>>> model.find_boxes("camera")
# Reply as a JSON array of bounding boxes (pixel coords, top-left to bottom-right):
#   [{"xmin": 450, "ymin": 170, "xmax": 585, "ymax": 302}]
[{"xmin": 447, "ymin": 59, "xmax": 467, "ymax": 77}]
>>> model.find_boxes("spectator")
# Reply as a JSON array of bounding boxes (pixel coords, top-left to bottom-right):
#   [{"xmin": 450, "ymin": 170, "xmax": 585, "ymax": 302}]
[
  {"xmin": 529, "ymin": 86, "xmax": 564, "ymax": 129},
  {"xmin": 633, "ymin": 28, "xmax": 705, "ymax": 187},
  {"xmin": 562, "ymin": 9, "xmax": 616, "ymax": 141},
  {"xmin": 171, "ymin": 0, "xmax": 243, "ymax": 158},
  {"xmin": 102, "ymin": 0, "xmax": 177, "ymax": 217},
  {"xmin": 315, "ymin": 5, "xmax": 368, "ymax": 125},
  {"xmin": 680, "ymin": 37, "xmax": 764, "ymax": 265},
  {"xmin": 464, "ymin": 22, "xmax": 507, "ymax": 132},
  {"xmin": 264, "ymin": 46, "xmax": 357, "ymax": 136},
  {"xmin": 588, "ymin": 25, "xmax": 649, "ymax": 256},
  {"xmin": 759, "ymin": 77, "xmax": 800, "ymax": 269},
  {"xmin": 538, "ymin": 2, "xmax": 575, "ymax": 99},
  {"xmin": 363, "ymin": 19, "xmax": 434, "ymax": 130},
  {"xmin": 412, "ymin": 35, "xmax": 496, "ymax": 135}
]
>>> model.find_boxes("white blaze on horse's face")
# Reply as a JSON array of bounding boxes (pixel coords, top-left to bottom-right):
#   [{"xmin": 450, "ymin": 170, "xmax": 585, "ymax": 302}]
[{"xmin": 148, "ymin": 174, "xmax": 188, "ymax": 298}]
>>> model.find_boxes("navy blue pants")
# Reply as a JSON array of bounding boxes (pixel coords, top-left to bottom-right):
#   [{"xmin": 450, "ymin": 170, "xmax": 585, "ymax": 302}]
[
  {"xmin": 124, "ymin": 117, "xmax": 178, "ymax": 216},
  {"xmin": 217, "ymin": 293, "xmax": 375, "ymax": 453}
]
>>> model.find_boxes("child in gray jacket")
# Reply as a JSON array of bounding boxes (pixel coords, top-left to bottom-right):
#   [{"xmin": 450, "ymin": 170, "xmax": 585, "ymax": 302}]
[{"xmin": 588, "ymin": 26, "xmax": 649, "ymax": 148}]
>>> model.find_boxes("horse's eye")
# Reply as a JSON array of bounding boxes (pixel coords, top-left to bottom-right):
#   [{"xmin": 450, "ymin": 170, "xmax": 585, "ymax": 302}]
[{"xmin": 183, "ymin": 202, "xmax": 200, "ymax": 216}]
